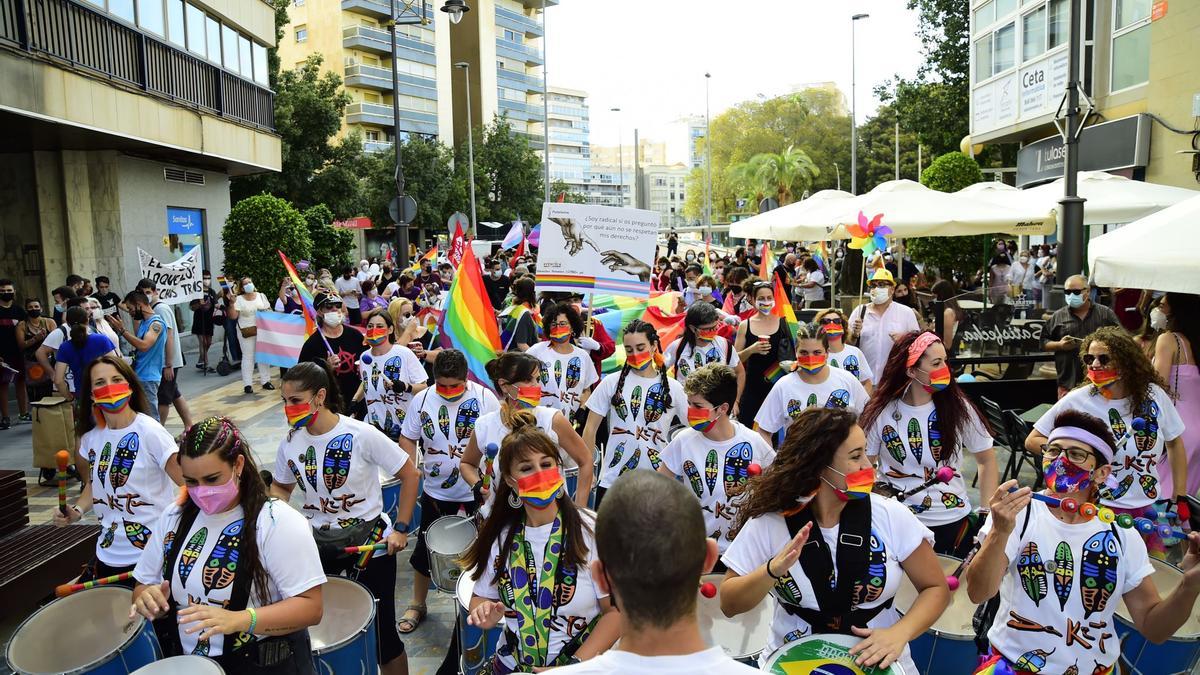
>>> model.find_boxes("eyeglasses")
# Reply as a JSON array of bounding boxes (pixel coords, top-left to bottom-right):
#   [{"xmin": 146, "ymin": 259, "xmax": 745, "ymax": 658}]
[
  {"xmin": 820, "ymin": 317, "xmax": 843, "ymax": 326},
  {"xmin": 1042, "ymin": 444, "xmax": 1093, "ymax": 465},
  {"xmin": 868, "ymin": 281, "xmax": 893, "ymax": 289},
  {"xmin": 1082, "ymin": 354, "xmax": 1111, "ymax": 367},
  {"xmin": 1064, "ymin": 288, "xmax": 1086, "ymax": 296}
]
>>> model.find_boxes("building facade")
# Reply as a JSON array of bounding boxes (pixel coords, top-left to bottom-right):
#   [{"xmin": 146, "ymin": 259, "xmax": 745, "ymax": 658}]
[
  {"xmin": 546, "ymin": 85, "xmax": 590, "ymax": 196},
  {"xmin": 0, "ymin": 0, "xmax": 281, "ymax": 303},
  {"xmin": 639, "ymin": 163, "xmax": 692, "ymax": 228}
]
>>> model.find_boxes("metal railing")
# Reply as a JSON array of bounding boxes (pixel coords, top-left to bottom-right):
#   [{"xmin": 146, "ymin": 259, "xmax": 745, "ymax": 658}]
[{"xmin": 0, "ymin": 0, "xmax": 274, "ymax": 132}]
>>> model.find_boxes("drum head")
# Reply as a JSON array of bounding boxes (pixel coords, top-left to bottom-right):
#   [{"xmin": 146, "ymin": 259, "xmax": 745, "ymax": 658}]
[
  {"xmin": 426, "ymin": 515, "xmax": 477, "ymax": 556},
  {"xmin": 130, "ymin": 655, "xmax": 224, "ymax": 674},
  {"xmin": 456, "ymin": 570, "xmax": 479, "ymax": 610},
  {"xmin": 7, "ymin": 587, "xmax": 145, "ymax": 674},
  {"xmin": 310, "ymin": 577, "xmax": 377, "ymax": 654},
  {"xmin": 764, "ymin": 633, "xmax": 907, "ymax": 674},
  {"xmin": 1116, "ymin": 558, "xmax": 1200, "ymax": 637},
  {"xmin": 894, "ymin": 554, "xmax": 973, "ymax": 637},
  {"xmin": 695, "ymin": 574, "xmax": 773, "ymax": 660}
]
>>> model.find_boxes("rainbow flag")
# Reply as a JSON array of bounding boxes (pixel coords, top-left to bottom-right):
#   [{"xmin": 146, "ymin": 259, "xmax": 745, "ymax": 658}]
[
  {"xmin": 764, "ymin": 361, "xmax": 786, "ymax": 384},
  {"xmin": 501, "ymin": 221, "xmax": 524, "ymax": 250},
  {"xmin": 278, "ymin": 250, "xmax": 318, "ymax": 336},
  {"xmin": 438, "ymin": 244, "xmax": 501, "ymax": 389},
  {"xmin": 408, "ymin": 245, "xmax": 437, "ymax": 274},
  {"xmin": 760, "ymin": 242, "xmax": 774, "ymax": 277},
  {"xmin": 772, "ymin": 271, "xmax": 799, "ymax": 340},
  {"xmin": 812, "ymin": 241, "xmax": 828, "ymax": 273},
  {"xmin": 702, "ymin": 235, "xmax": 713, "ymax": 276},
  {"xmin": 589, "ymin": 292, "xmax": 678, "ymax": 341}
]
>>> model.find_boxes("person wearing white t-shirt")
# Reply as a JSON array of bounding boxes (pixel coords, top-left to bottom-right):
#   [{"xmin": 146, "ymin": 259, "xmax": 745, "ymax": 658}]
[
  {"xmin": 335, "ymin": 268, "xmax": 363, "ymax": 325},
  {"xmin": 552, "ymin": 470, "xmax": 760, "ymax": 675},
  {"xmin": 397, "ymin": 349, "xmax": 499, "ymax": 634},
  {"xmin": 967, "ymin": 410, "xmax": 1200, "ymax": 675},
  {"xmin": 663, "ymin": 302, "xmax": 744, "ymax": 405},
  {"xmin": 132, "ymin": 417, "xmax": 326, "ymax": 668},
  {"xmin": 524, "ymin": 302, "xmax": 600, "ymax": 422},
  {"xmin": 460, "ymin": 352, "xmax": 593, "ymax": 517},
  {"xmin": 54, "ymin": 355, "xmax": 182, "ymax": 584},
  {"xmin": 269, "ymin": 362, "xmax": 420, "ymax": 675},
  {"xmin": 860, "ymin": 331, "xmax": 999, "ymax": 558},
  {"xmin": 353, "ymin": 310, "xmax": 428, "ymax": 439},
  {"xmin": 1026, "ymin": 327, "xmax": 1187, "ymax": 558},
  {"xmin": 721, "ymin": 407, "xmax": 949, "ymax": 672},
  {"xmin": 463, "ymin": 422, "xmax": 619, "ymax": 670},
  {"xmin": 814, "ymin": 308, "xmax": 874, "ymax": 393},
  {"xmin": 797, "ymin": 258, "xmax": 825, "ymax": 307},
  {"xmin": 583, "ymin": 320, "xmax": 688, "ymax": 509},
  {"xmin": 754, "ymin": 323, "xmax": 870, "ymax": 446},
  {"xmin": 659, "ymin": 363, "xmax": 775, "ymax": 558},
  {"xmin": 848, "ymin": 268, "xmax": 921, "ymax": 379}
]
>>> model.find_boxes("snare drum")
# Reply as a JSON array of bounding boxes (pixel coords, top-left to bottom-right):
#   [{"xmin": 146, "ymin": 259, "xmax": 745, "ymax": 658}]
[
  {"xmin": 894, "ymin": 554, "xmax": 975, "ymax": 672},
  {"xmin": 696, "ymin": 574, "xmax": 773, "ymax": 664},
  {"xmin": 565, "ymin": 467, "xmax": 580, "ymax": 501},
  {"xmin": 456, "ymin": 572, "xmax": 500, "ymax": 674},
  {"xmin": 6, "ymin": 586, "xmax": 162, "ymax": 675},
  {"xmin": 426, "ymin": 515, "xmax": 477, "ymax": 592},
  {"xmin": 310, "ymin": 577, "xmax": 380, "ymax": 675},
  {"xmin": 1116, "ymin": 557, "xmax": 1200, "ymax": 674},
  {"xmin": 130, "ymin": 656, "xmax": 223, "ymax": 674},
  {"xmin": 763, "ymin": 633, "xmax": 908, "ymax": 674},
  {"xmin": 379, "ymin": 469, "xmax": 422, "ymax": 535}
]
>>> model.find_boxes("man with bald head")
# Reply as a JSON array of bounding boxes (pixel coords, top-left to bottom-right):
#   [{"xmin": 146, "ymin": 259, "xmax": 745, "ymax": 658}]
[{"xmin": 1042, "ymin": 274, "xmax": 1120, "ymax": 397}]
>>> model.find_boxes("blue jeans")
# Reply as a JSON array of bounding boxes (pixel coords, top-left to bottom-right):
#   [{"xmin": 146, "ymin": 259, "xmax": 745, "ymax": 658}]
[
  {"xmin": 225, "ymin": 318, "xmax": 243, "ymax": 361},
  {"xmin": 140, "ymin": 381, "xmax": 161, "ymax": 421}
]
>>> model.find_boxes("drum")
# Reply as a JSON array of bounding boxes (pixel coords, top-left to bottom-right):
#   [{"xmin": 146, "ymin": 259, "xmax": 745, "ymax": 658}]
[
  {"xmin": 6, "ymin": 586, "xmax": 162, "ymax": 674},
  {"xmin": 565, "ymin": 467, "xmax": 580, "ymax": 501},
  {"xmin": 379, "ymin": 469, "xmax": 422, "ymax": 535},
  {"xmin": 130, "ymin": 656, "xmax": 223, "ymax": 674},
  {"xmin": 1115, "ymin": 557, "xmax": 1200, "ymax": 674},
  {"xmin": 456, "ymin": 571, "xmax": 500, "ymax": 674},
  {"xmin": 310, "ymin": 577, "xmax": 379, "ymax": 675},
  {"xmin": 426, "ymin": 515, "xmax": 477, "ymax": 592},
  {"xmin": 763, "ymin": 633, "xmax": 908, "ymax": 674},
  {"xmin": 695, "ymin": 574, "xmax": 773, "ymax": 664},
  {"xmin": 894, "ymin": 554, "xmax": 975, "ymax": 672}
]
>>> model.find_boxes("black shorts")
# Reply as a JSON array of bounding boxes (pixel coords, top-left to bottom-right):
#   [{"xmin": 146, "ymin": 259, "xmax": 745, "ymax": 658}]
[
  {"xmin": 324, "ymin": 552, "xmax": 406, "ymax": 664},
  {"xmin": 410, "ymin": 493, "xmax": 477, "ymax": 578},
  {"xmin": 929, "ymin": 513, "xmax": 985, "ymax": 558},
  {"xmin": 156, "ymin": 370, "xmax": 182, "ymax": 405},
  {"xmin": 79, "ymin": 557, "xmax": 137, "ymax": 586}
]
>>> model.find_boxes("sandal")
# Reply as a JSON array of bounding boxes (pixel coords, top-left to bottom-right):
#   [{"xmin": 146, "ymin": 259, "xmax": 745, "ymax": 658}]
[{"xmin": 397, "ymin": 604, "xmax": 426, "ymax": 634}]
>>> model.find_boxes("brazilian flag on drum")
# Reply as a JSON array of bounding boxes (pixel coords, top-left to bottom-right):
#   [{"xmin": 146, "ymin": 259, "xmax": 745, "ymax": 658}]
[{"xmin": 765, "ymin": 635, "xmax": 903, "ymax": 675}]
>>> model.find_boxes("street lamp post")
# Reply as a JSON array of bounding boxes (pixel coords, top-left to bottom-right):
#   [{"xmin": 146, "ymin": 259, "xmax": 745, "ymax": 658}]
[
  {"xmin": 541, "ymin": 0, "xmax": 550, "ymax": 204},
  {"xmin": 704, "ymin": 72, "xmax": 712, "ymax": 234},
  {"xmin": 850, "ymin": 13, "xmax": 868, "ymax": 195},
  {"xmin": 456, "ymin": 62, "xmax": 477, "ymax": 231},
  {"xmin": 1057, "ymin": 0, "xmax": 1087, "ymax": 283},
  {"xmin": 611, "ymin": 107, "xmax": 624, "ymax": 207}
]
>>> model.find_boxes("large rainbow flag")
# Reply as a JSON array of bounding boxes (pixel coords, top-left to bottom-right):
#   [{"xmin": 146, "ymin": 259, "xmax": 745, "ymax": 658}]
[
  {"xmin": 772, "ymin": 270, "xmax": 799, "ymax": 340},
  {"xmin": 438, "ymin": 244, "xmax": 501, "ymax": 389},
  {"xmin": 278, "ymin": 250, "xmax": 318, "ymax": 336},
  {"xmin": 408, "ymin": 245, "xmax": 437, "ymax": 274}
]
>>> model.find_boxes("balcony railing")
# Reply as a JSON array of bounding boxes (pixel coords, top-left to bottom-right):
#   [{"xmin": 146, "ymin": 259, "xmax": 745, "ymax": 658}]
[
  {"xmin": 495, "ymin": 6, "xmax": 542, "ymax": 37},
  {"xmin": 496, "ymin": 67, "xmax": 543, "ymax": 93},
  {"xmin": 344, "ymin": 63, "xmax": 392, "ymax": 90},
  {"xmin": 342, "ymin": 24, "xmax": 391, "ymax": 53},
  {"xmin": 0, "ymin": 0, "xmax": 274, "ymax": 132},
  {"xmin": 495, "ymin": 37, "xmax": 543, "ymax": 66}
]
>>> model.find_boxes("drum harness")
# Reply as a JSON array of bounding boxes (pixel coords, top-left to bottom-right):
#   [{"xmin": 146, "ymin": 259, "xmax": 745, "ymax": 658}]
[
  {"xmin": 779, "ymin": 498, "xmax": 893, "ymax": 634},
  {"xmin": 162, "ymin": 504, "xmax": 315, "ymax": 674}
]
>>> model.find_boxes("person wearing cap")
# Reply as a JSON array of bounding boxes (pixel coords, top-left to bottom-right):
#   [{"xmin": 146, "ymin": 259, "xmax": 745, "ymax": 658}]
[
  {"xmin": 298, "ymin": 292, "xmax": 367, "ymax": 410},
  {"xmin": 848, "ymin": 268, "xmax": 920, "ymax": 378},
  {"xmin": 966, "ymin": 409, "xmax": 1200, "ymax": 675}
]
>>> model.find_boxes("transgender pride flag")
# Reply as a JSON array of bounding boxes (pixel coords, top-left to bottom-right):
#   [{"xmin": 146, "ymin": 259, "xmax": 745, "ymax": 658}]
[{"xmin": 254, "ymin": 311, "xmax": 307, "ymax": 368}]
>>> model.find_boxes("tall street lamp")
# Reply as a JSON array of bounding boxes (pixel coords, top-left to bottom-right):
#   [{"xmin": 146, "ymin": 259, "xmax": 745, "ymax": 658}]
[
  {"xmin": 541, "ymin": 0, "xmax": 550, "ymax": 204},
  {"xmin": 611, "ymin": 107, "xmax": 624, "ymax": 207},
  {"xmin": 850, "ymin": 13, "xmax": 868, "ymax": 195},
  {"xmin": 455, "ymin": 62, "xmax": 477, "ymax": 231},
  {"xmin": 704, "ymin": 72, "xmax": 712, "ymax": 233},
  {"xmin": 440, "ymin": 0, "xmax": 469, "ymax": 23}
]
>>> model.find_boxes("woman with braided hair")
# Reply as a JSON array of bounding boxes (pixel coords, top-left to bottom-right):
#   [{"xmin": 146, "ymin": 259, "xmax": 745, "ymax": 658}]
[{"xmin": 131, "ymin": 416, "xmax": 326, "ymax": 672}]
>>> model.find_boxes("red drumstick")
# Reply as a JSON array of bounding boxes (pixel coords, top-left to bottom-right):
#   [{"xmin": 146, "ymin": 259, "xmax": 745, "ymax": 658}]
[{"xmin": 56, "ymin": 450, "xmax": 70, "ymax": 516}]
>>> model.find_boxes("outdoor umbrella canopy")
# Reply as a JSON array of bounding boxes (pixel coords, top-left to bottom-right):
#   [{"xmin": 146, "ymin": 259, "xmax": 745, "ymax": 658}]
[
  {"xmin": 965, "ymin": 171, "xmax": 1198, "ymax": 226},
  {"xmin": 728, "ymin": 189, "xmax": 855, "ymax": 241},
  {"xmin": 1089, "ymin": 193, "xmax": 1200, "ymax": 294}
]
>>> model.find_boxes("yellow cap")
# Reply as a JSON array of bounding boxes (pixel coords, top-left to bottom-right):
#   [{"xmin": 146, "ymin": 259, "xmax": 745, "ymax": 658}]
[{"xmin": 869, "ymin": 268, "xmax": 895, "ymax": 284}]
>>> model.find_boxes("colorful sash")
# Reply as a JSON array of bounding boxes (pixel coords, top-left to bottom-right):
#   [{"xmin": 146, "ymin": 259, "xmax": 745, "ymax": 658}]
[{"xmin": 508, "ymin": 516, "xmax": 562, "ymax": 669}]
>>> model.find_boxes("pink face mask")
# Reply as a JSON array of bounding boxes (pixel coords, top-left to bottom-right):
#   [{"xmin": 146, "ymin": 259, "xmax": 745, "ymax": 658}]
[{"xmin": 190, "ymin": 474, "xmax": 240, "ymax": 515}]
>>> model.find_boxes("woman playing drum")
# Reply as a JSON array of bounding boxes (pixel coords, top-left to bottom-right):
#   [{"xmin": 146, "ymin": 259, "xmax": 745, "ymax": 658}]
[
  {"xmin": 354, "ymin": 308, "xmax": 428, "ymax": 440},
  {"xmin": 463, "ymin": 420, "xmax": 620, "ymax": 672},
  {"xmin": 269, "ymin": 362, "xmax": 420, "ymax": 675},
  {"xmin": 131, "ymin": 417, "xmax": 326, "ymax": 672},
  {"xmin": 720, "ymin": 408, "xmax": 950, "ymax": 672},
  {"xmin": 523, "ymin": 302, "xmax": 600, "ymax": 424},
  {"xmin": 966, "ymin": 410, "xmax": 1200, "ymax": 675}
]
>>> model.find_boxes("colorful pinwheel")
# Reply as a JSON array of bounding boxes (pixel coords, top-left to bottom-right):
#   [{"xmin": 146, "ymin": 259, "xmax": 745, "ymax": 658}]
[{"xmin": 846, "ymin": 211, "xmax": 891, "ymax": 255}]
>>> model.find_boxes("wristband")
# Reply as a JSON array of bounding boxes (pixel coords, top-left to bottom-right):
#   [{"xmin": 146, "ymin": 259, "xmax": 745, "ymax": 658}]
[
  {"xmin": 246, "ymin": 607, "xmax": 257, "ymax": 634},
  {"xmin": 1177, "ymin": 496, "xmax": 1192, "ymax": 522},
  {"xmin": 472, "ymin": 480, "xmax": 484, "ymax": 504},
  {"xmin": 766, "ymin": 556, "xmax": 782, "ymax": 580}
]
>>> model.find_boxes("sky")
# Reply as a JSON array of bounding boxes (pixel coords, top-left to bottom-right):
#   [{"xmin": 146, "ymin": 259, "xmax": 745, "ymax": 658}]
[{"xmin": 545, "ymin": 0, "xmax": 927, "ymax": 148}]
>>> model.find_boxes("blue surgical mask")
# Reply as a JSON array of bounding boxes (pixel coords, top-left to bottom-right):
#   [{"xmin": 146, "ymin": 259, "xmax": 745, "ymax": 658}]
[{"xmin": 1066, "ymin": 292, "xmax": 1085, "ymax": 308}]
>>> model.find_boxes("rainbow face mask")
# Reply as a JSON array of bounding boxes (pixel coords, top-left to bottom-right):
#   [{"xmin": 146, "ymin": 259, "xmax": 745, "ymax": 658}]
[
  {"xmin": 916, "ymin": 364, "xmax": 952, "ymax": 393},
  {"xmin": 549, "ymin": 326, "xmax": 572, "ymax": 343},
  {"xmin": 822, "ymin": 324, "xmax": 845, "ymax": 339},
  {"xmin": 795, "ymin": 354, "xmax": 827, "ymax": 374},
  {"xmin": 1087, "ymin": 368, "xmax": 1120, "ymax": 398},
  {"xmin": 626, "ymin": 350, "xmax": 653, "ymax": 372},
  {"xmin": 514, "ymin": 385, "xmax": 541, "ymax": 410},
  {"xmin": 687, "ymin": 406, "xmax": 717, "ymax": 433},
  {"xmin": 824, "ymin": 466, "xmax": 875, "ymax": 501},
  {"xmin": 516, "ymin": 467, "xmax": 564, "ymax": 509},
  {"xmin": 284, "ymin": 401, "xmax": 317, "ymax": 429},
  {"xmin": 364, "ymin": 327, "xmax": 390, "ymax": 346},
  {"xmin": 93, "ymin": 383, "xmax": 132, "ymax": 413},
  {"xmin": 437, "ymin": 383, "xmax": 467, "ymax": 402},
  {"xmin": 696, "ymin": 327, "xmax": 720, "ymax": 342}
]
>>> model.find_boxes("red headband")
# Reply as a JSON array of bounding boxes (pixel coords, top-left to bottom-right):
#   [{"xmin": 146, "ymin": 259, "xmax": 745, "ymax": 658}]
[{"xmin": 906, "ymin": 332, "xmax": 942, "ymax": 368}]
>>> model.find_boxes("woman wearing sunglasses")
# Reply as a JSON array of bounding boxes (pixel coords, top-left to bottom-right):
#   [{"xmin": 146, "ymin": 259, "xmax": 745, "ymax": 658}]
[
  {"xmin": 814, "ymin": 308, "xmax": 874, "ymax": 394},
  {"xmin": 1027, "ymin": 326, "xmax": 1186, "ymax": 559},
  {"xmin": 733, "ymin": 281, "xmax": 795, "ymax": 425}
]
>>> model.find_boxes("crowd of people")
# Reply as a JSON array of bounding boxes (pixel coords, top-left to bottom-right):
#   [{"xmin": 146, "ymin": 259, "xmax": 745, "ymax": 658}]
[{"xmin": 3, "ymin": 232, "xmax": 1200, "ymax": 675}]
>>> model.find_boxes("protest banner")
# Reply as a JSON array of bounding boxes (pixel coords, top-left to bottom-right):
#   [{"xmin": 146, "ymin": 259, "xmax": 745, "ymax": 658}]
[
  {"xmin": 534, "ymin": 203, "xmax": 660, "ymax": 298},
  {"xmin": 137, "ymin": 247, "xmax": 203, "ymax": 304}
]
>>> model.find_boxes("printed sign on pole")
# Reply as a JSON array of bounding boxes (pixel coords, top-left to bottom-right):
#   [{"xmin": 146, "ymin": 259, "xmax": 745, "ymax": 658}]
[{"xmin": 534, "ymin": 203, "xmax": 660, "ymax": 298}]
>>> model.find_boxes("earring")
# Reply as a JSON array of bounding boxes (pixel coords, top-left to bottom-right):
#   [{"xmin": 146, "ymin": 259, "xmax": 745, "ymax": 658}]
[{"xmin": 507, "ymin": 491, "xmax": 522, "ymax": 509}]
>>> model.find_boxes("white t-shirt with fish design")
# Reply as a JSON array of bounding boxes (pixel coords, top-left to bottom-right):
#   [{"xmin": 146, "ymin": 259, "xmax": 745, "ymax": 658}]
[
  {"xmin": 660, "ymin": 422, "xmax": 775, "ymax": 552},
  {"xmin": 585, "ymin": 371, "xmax": 687, "ymax": 489},
  {"xmin": 1033, "ymin": 384, "xmax": 1184, "ymax": 509},
  {"xmin": 753, "ymin": 368, "xmax": 869, "ymax": 436},
  {"xmin": 663, "ymin": 336, "xmax": 741, "ymax": 383},
  {"xmin": 526, "ymin": 342, "xmax": 598, "ymax": 418},
  {"xmin": 722, "ymin": 494, "xmax": 932, "ymax": 672},
  {"xmin": 828, "ymin": 343, "xmax": 874, "ymax": 384},
  {"xmin": 865, "ymin": 399, "xmax": 993, "ymax": 527},
  {"xmin": 400, "ymin": 383, "xmax": 500, "ymax": 502},
  {"xmin": 133, "ymin": 499, "xmax": 326, "ymax": 657},
  {"xmin": 272, "ymin": 415, "xmax": 410, "ymax": 534},
  {"xmin": 474, "ymin": 406, "xmax": 562, "ymax": 518},
  {"xmin": 79, "ymin": 413, "xmax": 178, "ymax": 567},
  {"xmin": 977, "ymin": 500, "xmax": 1153, "ymax": 674},
  {"xmin": 359, "ymin": 344, "xmax": 427, "ymax": 439}
]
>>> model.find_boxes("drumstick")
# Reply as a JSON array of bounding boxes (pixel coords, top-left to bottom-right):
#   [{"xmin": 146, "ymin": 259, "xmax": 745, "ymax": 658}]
[
  {"xmin": 55, "ymin": 450, "xmax": 70, "ymax": 516},
  {"xmin": 56, "ymin": 572, "xmax": 132, "ymax": 597},
  {"xmin": 946, "ymin": 541, "xmax": 982, "ymax": 591},
  {"xmin": 894, "ymin": 466, "xmax": 955, "ymax": 501},
  {"xmin": 1007, "ymin": 487, "xmax": 1188, "ymax": 539},
  {"xmin": 342, "ymin": 542, "xmax": 389, "ymax": 555}
]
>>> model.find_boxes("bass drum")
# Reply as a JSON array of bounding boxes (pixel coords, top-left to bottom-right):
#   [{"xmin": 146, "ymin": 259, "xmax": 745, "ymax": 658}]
[{"xmin": 762, "ymin": 633, "xmax": 908, "ymax": 675}]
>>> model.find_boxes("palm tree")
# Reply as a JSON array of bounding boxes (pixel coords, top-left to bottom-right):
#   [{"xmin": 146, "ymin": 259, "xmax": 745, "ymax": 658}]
[
  {"xmin": 749, "ymin": 145, "xmax": 819, "ymax": 206},
  {"xmin": 726, "ymin": 162, "xmax": 765, "ymax": 210}
]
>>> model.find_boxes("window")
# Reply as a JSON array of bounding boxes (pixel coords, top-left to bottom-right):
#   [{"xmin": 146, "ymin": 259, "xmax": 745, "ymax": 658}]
[
  {"xmin": 294, "ymin": 0, "xmax": 305, "ymax": 5},
  {"xmin": 110, "ymin": 0, "xmax": 135, "ymax": 22},
  {"xmin": 252, "ymin": 43, "xmax": 268, "ymax": 85},
  {"xmin": 994, "ymin": 22, "xmax": 1015, "ymax": 72},
  {"xmin": 205, "ymin": 15, "xmax": 221, "ymax": 64},
  {"xmin": 239, "ymin": 35, "xmax": 252, "ymax": 77},
  {"xmin": 974, "ymin": 1, "xmax": 995, "ymax": 31},
  {"xmin": 363, "ymin": 92, "xmax": 381, "ymax": 103},
  {"xmin": 366, "ymin": 130, "xmax": 380, "ymax": 141},
  {"xmin": 1112, "ymin": 0, "xmax": 1150, "ymax": 91},
  {"xmin": 975, "ymin": 34, "xmax": 993, "ymax": 80},
  {"xmin": 1048, "ymin": 0, "xmax": 1068, "ymax": 48},
  {"xmin": 166, "ymin": 0, "xmax": 185, "ymax": 46},
  {"xmin": 1022, "ymin": 5, "xmax": 1045, "ymax": 61},
  {"xmin": 1115, "ymin": 0, "xmax": 1151, "ymax": 30},
  {"xmin": 137, "ymin": 0, "xmax": 164, "ymax": 35},
  {"xmin": 222, "ymin": 25, "xmax": 239, "ymax": 72},
  {"xmin": 295, "ymin": 25, "xmax": 308, "ymax": 43},
  {"xmin": 995, "ymin": 0, "xmax": 1016, "ymax": 18},
  {"xmin": 185, "ymin": 3, "xmax": 205, "ymax": 57}
]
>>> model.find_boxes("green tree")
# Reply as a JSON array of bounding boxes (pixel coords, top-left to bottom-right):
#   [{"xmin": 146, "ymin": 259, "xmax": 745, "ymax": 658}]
[
  {"xmin": 906, "ymin": 152, "xmax": 990, "ymax": 278},
  {"xmin": 856, "ymin": 103, "xmax": 922, "ymax": 192},
  {"xmin": 223, "ymin": 195, "xmax": 313, "ymax": 295},
  {"xmin": 460, "ymin": 116, "xmax": 545, "ymax": 231},
  {"xmin": 302, "ymin": 204, "xmax": 355, "ymax": 274},
  {"xmin": 550, "ymin": 180, "xmax": 587, "ymax": 204},
  {"xmin": 739, "ymin": 145, "xmax": 819, "ymax": 206},
  {"xmin": 362, "ymin": 136, "xmax": 465, "ymax": 235}
]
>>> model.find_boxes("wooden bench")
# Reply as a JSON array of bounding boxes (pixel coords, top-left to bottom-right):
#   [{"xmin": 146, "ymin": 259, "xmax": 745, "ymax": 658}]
[{"xmin": 0, "ymin": 469, "xmax": 29, "ymax": 538}]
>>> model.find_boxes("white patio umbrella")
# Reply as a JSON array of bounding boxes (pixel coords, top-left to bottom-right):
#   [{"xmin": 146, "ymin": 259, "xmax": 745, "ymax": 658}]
[
  {"xmin": 964, "ymin": 171, "xmax": 1198, "ymax": 226},
  {"xmin": 728, "ymin": 189, "xmax": 855, "ymax": 241},
  {"xmin": 1089, "ymin": 194, "xmax": 1200, "ymax": 294}
]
